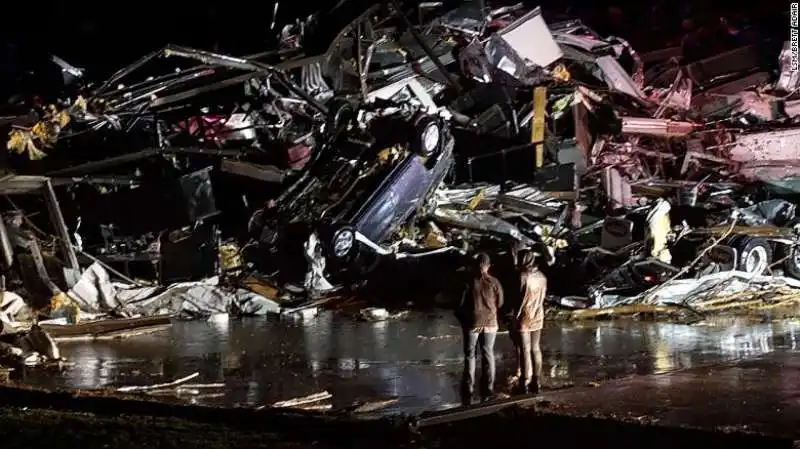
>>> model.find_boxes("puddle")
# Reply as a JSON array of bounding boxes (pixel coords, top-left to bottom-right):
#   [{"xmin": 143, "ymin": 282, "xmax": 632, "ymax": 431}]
[{"xmin": 15, "ymin": 312, "xmax": 800, "ymax": 414}]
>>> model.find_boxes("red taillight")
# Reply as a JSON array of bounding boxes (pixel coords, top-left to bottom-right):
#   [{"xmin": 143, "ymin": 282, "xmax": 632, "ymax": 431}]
[{"xmin": 644, "ymin": 275, "xmax": 655, "ymax": 282}]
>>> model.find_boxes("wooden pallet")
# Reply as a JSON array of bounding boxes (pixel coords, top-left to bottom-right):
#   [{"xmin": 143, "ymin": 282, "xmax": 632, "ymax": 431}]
[{"xmin": 40, "ymin": 316, "xmax": 172, "ymax": 341}]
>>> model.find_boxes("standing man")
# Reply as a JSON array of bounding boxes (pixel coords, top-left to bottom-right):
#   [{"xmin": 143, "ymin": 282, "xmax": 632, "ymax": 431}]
[
  {"xmin": 513, "ymin": 250, "xmax": 547, "ymax": 394},
  {"xmin": 456, "ymin": 252, "xmax": 503, "ymax": 404}
]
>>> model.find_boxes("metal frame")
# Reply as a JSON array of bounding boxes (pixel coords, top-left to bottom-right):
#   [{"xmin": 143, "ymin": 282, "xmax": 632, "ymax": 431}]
[{"xmin": 0, "ymin": 175, "xmax": 81, "ymax": 287}]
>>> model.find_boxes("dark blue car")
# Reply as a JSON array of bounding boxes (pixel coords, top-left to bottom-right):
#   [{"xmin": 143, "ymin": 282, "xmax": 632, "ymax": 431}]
[{"xmin": 252, "ymin": 109, "xmax": 454, "ymax": 282}]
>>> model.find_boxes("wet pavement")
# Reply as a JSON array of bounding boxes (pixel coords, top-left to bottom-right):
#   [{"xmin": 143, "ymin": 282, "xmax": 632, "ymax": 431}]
[
  {"xmin": 16, "ymin": 312, "xmax": 800, "ymax": 415},
  {"xmin": 537, "ymin": 351, "xmax": 800, "ymax": 439}
]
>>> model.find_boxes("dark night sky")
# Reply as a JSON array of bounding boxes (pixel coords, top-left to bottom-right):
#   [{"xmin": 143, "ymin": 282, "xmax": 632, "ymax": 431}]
[{"xmin": 0, "ymin": 0, "xmax": 789, "ymax": 73}]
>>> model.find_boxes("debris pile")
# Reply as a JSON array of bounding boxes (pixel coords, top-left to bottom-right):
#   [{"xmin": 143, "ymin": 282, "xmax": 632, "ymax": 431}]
[{"xmin": 0, "ymin": 1, "xmax": 795, "ymax": 335}]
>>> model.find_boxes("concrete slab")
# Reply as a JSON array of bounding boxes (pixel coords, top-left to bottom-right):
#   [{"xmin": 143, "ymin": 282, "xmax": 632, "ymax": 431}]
[{"xmin": 535, "ymin": 351, "xmax": 800, "ymax": 439}]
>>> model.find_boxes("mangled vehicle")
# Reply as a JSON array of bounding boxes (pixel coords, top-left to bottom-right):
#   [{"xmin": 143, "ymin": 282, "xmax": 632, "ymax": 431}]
[
  {"xmin": 549, "ymin": 193, "xmax": 800, "ymax": 303},
  {"xmin": 248, "ymin": 95, "xmax": 456, "ymax": 289}
]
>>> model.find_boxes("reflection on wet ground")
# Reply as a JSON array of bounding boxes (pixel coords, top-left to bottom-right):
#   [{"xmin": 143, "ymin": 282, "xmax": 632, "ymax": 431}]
[
  {"xmin": 17, "ymin": 312, "xmax": 800, "ymax": 415},
  {"xmin": 540, "ymin": 351, "xmax": 800, "ymax": 438}
]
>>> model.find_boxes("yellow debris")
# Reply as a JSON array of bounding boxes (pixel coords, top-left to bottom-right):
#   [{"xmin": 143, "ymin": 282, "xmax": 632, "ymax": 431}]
[
  {"xmin": 377, "ymin": 147, "xmax": 394, "ymax": 162},
  {"xmin": 422, "ymin": 222, "xmax": 447, "ymax": 249},
  {"xmin": 551, "ymin": 64, "xmax": 571, "ymax": 82},
  {"xmin": 532, "ymin": 86, "xmax": 547, "ymax": 168},
  {"xmin": 7, "ymin": 129, "xmax": 48, "ymax": 160},
  {"xmin": 67, "ymin": 303, "xmax": 81, "ymax": 324},
  {"xmin": 465, "ymin": 187, "xmax": 485, "ymax": 211},
  {"xmin": 6, "ymin": 96, "xmax": 86, "ymax": 160},
  {"xmin": 218, "ymin": 243, "xmax": 243, "ymax": 272}
]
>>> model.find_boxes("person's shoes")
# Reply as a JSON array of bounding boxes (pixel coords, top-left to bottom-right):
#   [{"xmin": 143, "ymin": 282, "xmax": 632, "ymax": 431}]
[
  {"xmin": 516, "ymin": 382, "xmax": 540, "ymax": 395},
  {"xmin": 461, "ymin": 388, "xmax": 474, "ymax": 406}
]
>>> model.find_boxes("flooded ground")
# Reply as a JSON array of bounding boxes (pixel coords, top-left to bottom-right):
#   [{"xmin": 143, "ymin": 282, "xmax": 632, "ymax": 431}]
[{"xmin": 16, "ymin": 312, "xmax": 800, "ymax": 415}]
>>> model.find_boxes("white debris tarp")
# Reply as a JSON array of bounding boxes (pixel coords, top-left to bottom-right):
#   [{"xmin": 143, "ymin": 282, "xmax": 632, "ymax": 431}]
[
  {"xmin": 66, "ymin": 263, "xmax": 281, "ymax": 318},
  {"xmin": 596, "ymin": 270, "xmax": 800, "ymax": 309},
  {"xmin": 0, "ymin": 291, "xmax": 32, "ymax": 330}
]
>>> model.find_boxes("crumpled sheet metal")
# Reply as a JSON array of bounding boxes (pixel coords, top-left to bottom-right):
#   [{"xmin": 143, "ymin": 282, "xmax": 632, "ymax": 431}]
[
  {"xmin": 602, "ymin": 167, "xmax": 634, "ymax": 208},
  {"xmin": 456, "ymin": 6, "xmax": 572, "ymax": 86},
  {"xmin": 0, "ymin": 324, "xmax": 60, "ymax": 366},
  {"xmin": 67, "ymin": 263, "xmax": 281, "ymax": 318},
  {"xmin": 728, "ymin": 128, "xmax": 800, "ymax": 181},
  {"xmin": 459, "ymin": 41, "xmax": 493, "ymax": 83},
  {"xmin": 367, "ymin": 77, "xmax": 440, "ymax": 114},
  {"xmin": 594, "ymin": 55, "xmax": 644, "ymax": 100},
  {"xmin": 303, "ymin": 232, "xmax": 334, "ymax": 295},
  {"xmin": 553, "ymin": 37, "xmax": 643, "ymax": 100},
  {"xmin": 595, "ymin": 271, "xmax": 800, "ymax": 309},
  {"xmin": 0, "ymin": 292, "xmax": 32, "ymax": 328},
  {"xmin": 0, "ymin": 292, "xmax": 60, "ymax": 366},
  {"xmin": 591, "ymin": 142, "xmax": 650, "ymax": 182},
  {"xmin": 485, "ymin": 35, "xmax": 537, "ymax": 82},
  {"xmin": 497, "ymin": 185, "xmax": 565, "ymax": 217},
  {"xmin": 651, "ymin": 69, "xmax": 692, "ymax": 113},
  {"xmin": 721, "ymin": 91, "xmax": 779, "ymax": 121},
  {"xmin": 434, "ymin": 185, "xmax": 502, "ymax": 207},
  {"xmin": 697, "ymin": 90, "xmax": 798, "ymax": 123},
  {"xmin": 553, "ymin": 32, "xmax": 607, "ymax": 52},
  {"xmin": 435, "ymin": 184, "xmax": 563, "ymax": 214},
  {"xmin": 433, "ymin": 208, "xmax": 537, "ymax": 246},
  {"xmin": 501, "ymin": 185, "xmax": 561, "ymax": 204},
  {"xmin": 646, "ymin": 44, "xmax": 759, "ymax": 89},
  {"xmin": 737, "ymin": 199, "xmax": 797, "ymax": 227}
]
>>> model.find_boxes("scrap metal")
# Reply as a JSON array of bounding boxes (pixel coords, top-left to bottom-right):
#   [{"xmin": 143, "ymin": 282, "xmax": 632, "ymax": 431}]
[{"xmin": 0, "ymin": 1, "xmax": 798, "ymax": 321}]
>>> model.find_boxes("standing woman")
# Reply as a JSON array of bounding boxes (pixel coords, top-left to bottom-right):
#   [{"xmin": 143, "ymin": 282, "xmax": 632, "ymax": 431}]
[{"xmin": 514, "ymin": 250, "xmax": 547, "ymax": 394}]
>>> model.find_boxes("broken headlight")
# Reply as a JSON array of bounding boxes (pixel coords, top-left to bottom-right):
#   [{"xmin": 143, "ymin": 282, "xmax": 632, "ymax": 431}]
[{"xmin": 331, "ymin": 228, "xmax": 355, "ymax": 258}]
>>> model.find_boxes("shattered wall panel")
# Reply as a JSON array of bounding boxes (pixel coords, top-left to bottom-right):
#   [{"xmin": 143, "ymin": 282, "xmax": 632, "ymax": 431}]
[
  {"xmin": 729, "ymin": 128, "xmax": 800, "ymax": 180},
  {"xmin": 496, "ymin": 7, "xmax": 563, "ymax": 68}
]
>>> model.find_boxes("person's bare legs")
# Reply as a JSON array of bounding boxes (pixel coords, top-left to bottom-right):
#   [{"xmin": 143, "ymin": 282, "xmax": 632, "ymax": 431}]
[
  {"xmin": 520, "ymin": 331, "xmax": 532, "ymax": 391},
  {"xmin": 529, "ymin": 329, "xmax": 543, "ymax": 393},
  {"xmin": 510, "ymin": 327, "xmax": 523, "ymax": 378},
  {"xmin": 520, "ymin": 330, "xmax": 543, "ymax": 393}
]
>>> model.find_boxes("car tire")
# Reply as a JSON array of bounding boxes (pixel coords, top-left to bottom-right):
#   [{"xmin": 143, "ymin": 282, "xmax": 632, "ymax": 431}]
[
  {"xmin": 411, "ymin": 115, "xmax": 442, "ymax": 157},
  {"xmin": 781, "ymin": 246, "xmax": 800, "ymax": 279},
  {"xmin": 728, "ymin": 235, "xmax": 772, "ymax": 275}
]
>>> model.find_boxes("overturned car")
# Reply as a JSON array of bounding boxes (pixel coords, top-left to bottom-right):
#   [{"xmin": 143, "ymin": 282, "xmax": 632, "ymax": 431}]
[{"xmin": 248, "ymin": 97, "xmax": 455, "ymax": 288}]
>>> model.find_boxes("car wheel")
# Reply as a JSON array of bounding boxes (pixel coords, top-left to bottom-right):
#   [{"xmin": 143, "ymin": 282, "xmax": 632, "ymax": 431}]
[
  {"xmin": 411, "ymin": 115, "xmax": 442, "ymax": 157},
  {"xmin": 729, "ymin": 235, "xmax": 772, "ymax": 275},
  {"xmin": 782, "ymin": 246, "xmax": 800, "ymax": 279},
  {"xmin": 323, "ymin": 226, "xmax": 356, "ymax": 259}
]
